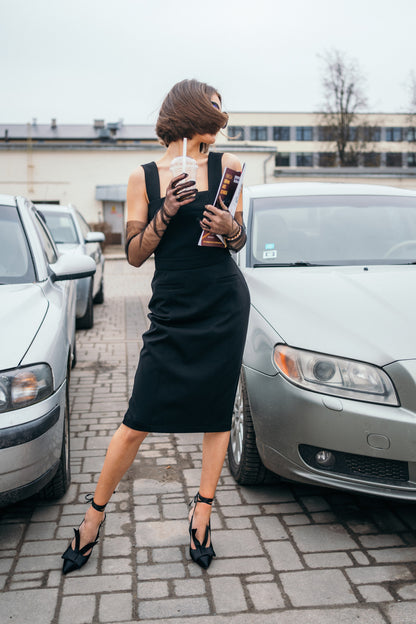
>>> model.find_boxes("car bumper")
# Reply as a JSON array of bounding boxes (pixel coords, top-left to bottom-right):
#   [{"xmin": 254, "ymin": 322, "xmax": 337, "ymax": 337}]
[
  {"xmin": 0, "ymin": 384, "xmax": 66, "ymax": 506},
  {"xmin": 244, "ymin": 366, "xmax": 416, "ymax": 501}
]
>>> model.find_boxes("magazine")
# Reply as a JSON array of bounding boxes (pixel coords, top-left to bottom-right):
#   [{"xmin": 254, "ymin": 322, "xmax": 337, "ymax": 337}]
[{"xmin": 198, "ymin": 163, "xmax": 246, "ymax": 247}]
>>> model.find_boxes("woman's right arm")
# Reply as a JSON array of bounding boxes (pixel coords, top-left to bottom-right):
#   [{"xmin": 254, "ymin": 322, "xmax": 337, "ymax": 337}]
[{"xmin": 125, "ymin": 167, "xmax": 196, "ymax": 267}]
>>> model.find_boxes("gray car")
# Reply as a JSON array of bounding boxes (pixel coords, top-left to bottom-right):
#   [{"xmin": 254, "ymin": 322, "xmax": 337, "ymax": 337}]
[
  {"xmin": 39, "ymin": 204, "xmax": 105, "ymax": 329},
  {"xmin": 228, "ymin": 182, "xmax": 416, "ymax": 501},
  {"xmin": 0, "ymin": 196, "xmax": 95, "ymax": 506}
]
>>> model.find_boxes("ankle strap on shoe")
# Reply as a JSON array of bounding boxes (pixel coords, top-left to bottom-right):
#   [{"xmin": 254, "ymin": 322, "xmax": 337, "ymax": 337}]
[
  {"xmin": 195, "ymin": 492, "xmax": 214, "ymax": 506},
  {"xmin": 85, "ymin": 493, "xmax": 107, "ymax": 512}
]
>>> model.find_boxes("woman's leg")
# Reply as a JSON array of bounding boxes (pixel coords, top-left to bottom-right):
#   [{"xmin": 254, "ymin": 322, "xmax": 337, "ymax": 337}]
[
  {"xmin": 190, "ymin": 430, "xmax": 230, "ymax": 546},
  {"xmin": 75, "ymin": 424, "xmax": 148, "ymax": 549}
]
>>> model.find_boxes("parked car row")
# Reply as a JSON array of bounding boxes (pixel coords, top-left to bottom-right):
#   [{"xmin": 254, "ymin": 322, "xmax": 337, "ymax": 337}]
[{"xmin": 0, "ymin": 196, "xmax": 105, "ymax": 506}]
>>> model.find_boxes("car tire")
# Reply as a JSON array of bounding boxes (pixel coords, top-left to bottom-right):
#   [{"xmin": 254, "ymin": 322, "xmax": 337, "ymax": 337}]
[
  {"xmin": 228, "ymin": 370, "xmax": 274, "ymax": 485},
  {"xmin": 77, "ymin": 281, "xmax": 94, "ymax": 329},
  {"xmin": 93, "ymin": 277, "xmax": 104, "ymax": 304},
  {"xmin": 40, "ymin": 371, "xmax": 71, "ymax": 500}
]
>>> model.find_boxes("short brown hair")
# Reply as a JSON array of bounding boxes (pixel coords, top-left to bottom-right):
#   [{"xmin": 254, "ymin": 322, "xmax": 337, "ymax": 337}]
[{"xmin": 156, "ymin": 79, "xmax": 229, "ymax": 149}]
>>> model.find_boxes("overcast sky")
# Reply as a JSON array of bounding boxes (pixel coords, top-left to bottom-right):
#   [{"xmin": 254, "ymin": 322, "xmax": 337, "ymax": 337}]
[{"xmin": 1, "ymin": 0, "xmax": 415, "ymax": 125}]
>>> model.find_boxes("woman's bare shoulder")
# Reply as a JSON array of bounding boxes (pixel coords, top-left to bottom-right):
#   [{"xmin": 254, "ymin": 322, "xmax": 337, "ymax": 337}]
[{"xmin": 221, "ymin": 152, "xmax": 242, "ymax": 171}]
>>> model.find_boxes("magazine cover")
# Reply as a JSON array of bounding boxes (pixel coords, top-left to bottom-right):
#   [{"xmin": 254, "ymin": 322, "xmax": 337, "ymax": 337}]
[{"xmin": 198, "ymin": 163, "xmax": 246, "ymax": 247}]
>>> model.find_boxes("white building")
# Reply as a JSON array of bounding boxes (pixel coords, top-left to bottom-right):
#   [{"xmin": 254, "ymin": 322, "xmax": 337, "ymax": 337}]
[{"xmin": 1, "ymin": 112, "xmax": 415, "ymax": 244}]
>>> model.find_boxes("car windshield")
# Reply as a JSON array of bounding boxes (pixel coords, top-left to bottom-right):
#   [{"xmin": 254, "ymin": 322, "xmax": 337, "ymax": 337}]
[
  {"xmin": 41, "ymin": 211, "xmax": 80, "ymax": 244},
  {"xmin": 249, "ymin": 195, "xmax": 416, "ymax": 267},
  {"xmin": 0, "ymin": 205, "xmax": 36, "ymax": 284}
]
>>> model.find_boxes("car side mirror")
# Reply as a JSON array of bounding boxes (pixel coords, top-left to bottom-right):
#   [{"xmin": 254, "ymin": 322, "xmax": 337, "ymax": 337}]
[
  {"xmin": 85, "ymin": 231, "xmax": 105, "ymax": 243},
  {"xmin": 50, "ymin": 254, "xmax": 96, "ymax": 281}
]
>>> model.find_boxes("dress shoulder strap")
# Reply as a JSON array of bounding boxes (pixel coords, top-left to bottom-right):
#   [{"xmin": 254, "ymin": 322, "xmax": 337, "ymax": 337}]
[
  {"xmin": 208, "ymin": 151, "xmax": 223, "ymax": 192},
  {"xmin": 142, "ymin": 162, "xmax": 161, "ymax": 202}
]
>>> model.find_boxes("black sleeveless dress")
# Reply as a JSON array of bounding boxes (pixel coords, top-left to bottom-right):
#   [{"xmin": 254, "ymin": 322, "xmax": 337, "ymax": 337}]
[{"xmin": 123, "ymin": 152, "xmax": 250, "ymax": 433}]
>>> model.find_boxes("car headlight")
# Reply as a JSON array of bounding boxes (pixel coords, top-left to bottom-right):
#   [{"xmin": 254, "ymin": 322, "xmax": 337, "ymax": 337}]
[
  {"xmin": 273, "ymin": 345, "xmax": 399, "ymax": 406},
  {"xmin": 0, "ymin": 364, "xmax": 54, "ymax": 412}
]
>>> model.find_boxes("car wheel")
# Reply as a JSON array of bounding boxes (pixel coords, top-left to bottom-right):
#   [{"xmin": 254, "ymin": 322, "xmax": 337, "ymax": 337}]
[
  {"xmin": 228, "ymin": 370, "xmax": 272, "ymax": 485},
  {"xmin": 40, "ymin": 371, "xmax": 71, "ymax": 500},
  {"xmin": 93, "ymin": 277, "xmax": 104, "ymax": 304},
  {"xmin": 77, "ymin": 281, "xmax": 94, "ymax": 329}
]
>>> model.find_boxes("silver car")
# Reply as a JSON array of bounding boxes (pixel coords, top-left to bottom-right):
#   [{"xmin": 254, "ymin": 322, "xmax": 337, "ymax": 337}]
[
  {"xmin": 228, "ymin": 182, "xmax": 416, "ymax": 501},
  {"xmin": 39, "ymin": 204, "xmax": 105, "ymax": 329},
  {"xmin": 0, "ymin": 196, "xmax": 95, "ymax": 506}
]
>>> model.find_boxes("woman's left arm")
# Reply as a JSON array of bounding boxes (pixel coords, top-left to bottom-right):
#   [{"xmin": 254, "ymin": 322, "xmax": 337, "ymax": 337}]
[{"xmin": 200, "ymin": 153, "xmax": 247, "ymax": 251}]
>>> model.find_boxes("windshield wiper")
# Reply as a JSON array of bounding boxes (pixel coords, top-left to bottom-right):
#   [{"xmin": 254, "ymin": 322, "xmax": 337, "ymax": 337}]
[{"xmin": 253, "ymin": 261, "xmax": 326, "ymax": 268}]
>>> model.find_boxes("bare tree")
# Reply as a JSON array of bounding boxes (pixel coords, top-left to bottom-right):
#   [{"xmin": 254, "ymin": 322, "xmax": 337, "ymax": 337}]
[
  {"xmin": 318, "ymin": 49, "xmax": 374, "ymax": 166},
  {"xmin": 407, "ymin": 71, "xmax": 416, "ymax": 144}
]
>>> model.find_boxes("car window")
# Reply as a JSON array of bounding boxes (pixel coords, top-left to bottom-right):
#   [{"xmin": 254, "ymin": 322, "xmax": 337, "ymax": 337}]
[
  {"xmin": 249, "ymin": 195, "xmax": 416, "ymax": 266},
  {"xmin": 0, "ymin": 204, "xmax": 36, "ymax": 284},
  {"xmin": 33, "ymin": 212, "xmax": 58, "ymax": 265},
  {"xmin": 41, "ymin": 211, "xmax": 80, "ymax": 244},
  {"xmin": 75, "ymin": 210, "xmax": 91, "ymax": 240}
]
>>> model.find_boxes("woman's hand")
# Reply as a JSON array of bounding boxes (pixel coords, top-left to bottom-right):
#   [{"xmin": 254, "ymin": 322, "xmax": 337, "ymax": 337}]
[
  {"xmin": 200, "ymin": 197, "xmax": 240, "ymax": 237},
  {"xmin": 164, "ymin": 173, "xmax": 197, "ymax": 217}
]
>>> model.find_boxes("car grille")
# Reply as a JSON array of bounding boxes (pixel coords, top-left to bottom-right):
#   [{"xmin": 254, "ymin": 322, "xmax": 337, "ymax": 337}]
[{"xmin": 299, "ymin": 444, "xmax": 409, "ymax": 485}]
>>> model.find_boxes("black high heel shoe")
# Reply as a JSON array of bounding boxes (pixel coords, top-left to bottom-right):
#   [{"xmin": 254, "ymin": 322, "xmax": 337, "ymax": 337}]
[
  {"xmin": 188, "ymin": 492, "xmax": 216, "ymax": 569},
  {"xmin": 61, "ymin": 496, "xmax": 107, "ymax": 575}
]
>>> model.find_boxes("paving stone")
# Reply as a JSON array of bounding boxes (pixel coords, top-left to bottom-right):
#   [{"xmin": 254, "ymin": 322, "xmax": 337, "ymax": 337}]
[
  {"xmin": 397, "ymin": 583, "xmax": 416, "ymax": 599},
  {"xmin": 346, "ymin": 564, "xmax": 413, "ymax": 584},
  {"xmin": 280, "ymin": 569, "xmax": 357, "ymax": 606},
  {"xmin": 253, "ymin": 516, "xmax": 288, "ymax": 540},
  {"xmin": 64, "ymin": 574, "xmax": 132, "ymax": 594},
  {"xmin": 138, "ymin": 597, "xmax": 210, "ymax": 620},
  {"xmin": 358, "ymin": 584, "xmax": 393, "ymax": 602},
  {"xmin": 210, "ymin": 576, "xmax": 247, "ymax": 613},
  {"xmin": 137, "ymin": 580, "xmax": 169, "ymax": 598},
  {"xmin": 359, "ymin": 534, "xmax": 405, "ymax": 548},
  {"xmin": 207, "ymin": 557, "xmax": 271, "ymax": 576},
  {"xmin": 368, "ymin": 547, "xmax": 416, "ymax": 563},
  {"xmin": 264, "ymin": 541, "xmax": 303, "ymax": 571},
  {"xmin": 214, "ymin": 530, "xmax": 263, "ymax": 557},
  {"xmin": 247, "ymin": 582, "xmax": 285, "ymax": 610},
  {"xmin": 304, "ymin": 552, "xmax": 352, "ymax": 568},
  {"xmin": 174, "ymin": 578, "xmax": 206, "ymax": 596},
  {"xmin": 152, "ymin": 546, "xmax": 182, "ymax": 563},
  {"xmin": 289, "ymin": 524, "xmax": 357, "ymax": 552},
  {"xmin": 135, "ymin": 521, "xmax": 188, "ymax": 547},
  {"xmin": 385, "ymin": 602, "xmax": 416, "ymax": 623},
  {"xmin": 60, "ymin": 595, "xmax": 96, "ymax": 624},
  {"xmin": 99, "ymin": 592, "xmax": 132, "ymax": 622},
  {"xmin": 0, "ymin": 589, "xmax": 58, "ymax": 624},
  {"xmin": 137, "ymin": 563, "xmax": 186, "ymax": 580}
]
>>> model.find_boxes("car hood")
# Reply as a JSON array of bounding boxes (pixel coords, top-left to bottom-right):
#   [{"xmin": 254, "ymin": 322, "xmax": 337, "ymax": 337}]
[
  {"xmin": 244, "ymin": 265, "xmax": 416, "ymax": 366},
  {"xmin": 0, "ymin": 284, "xmax": 48, "ymax": 369}
]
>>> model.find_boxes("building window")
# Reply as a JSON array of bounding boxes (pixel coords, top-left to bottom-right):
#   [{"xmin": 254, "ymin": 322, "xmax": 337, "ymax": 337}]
[
  {"xmin": 296, "ymin": 126, "xmax": 313, "ymax": 141},
  {"xmin": 228, "ymin": 126, "xmax": 245, "ymax": 140},
  {"xmin": 275, "ymin": 153, "xmax": 290, "ymax": 166},
  {"xmin": 407, "ymin": 153, "xmax": 416, "ymax": 167},
  {"xmin": 386, "ymin": 152, "xmax": 402, "ymax": 167},
  {"xmin": 296, "ymin": 153, "xmax": 313, "ymax": 167},
  {"xmin": 406, "ymin": 127, "xmax": 416, "ymax": 142},
  {"xmin": 361, "ymin": 126, "xmax": 381, "ymax": 142},
  {"xmin": 273, "ymin": 126, "xmax": 290, "ymax": 141},
  {"xmin": 385, "ymin": 127, "xmax": 403, "ymax": 141},
  {"xmin": 250, "ymin": 126, "xmax": 268, "ymax": 141},
  {"xmin": 363, "ymin": 152, "xmax": 381, "ymax": 167},
  {"xmin": 318, "ymin": 152, "xmax": 337, "ymax": 167},
  {"xmin": 318, "ymin": 126, "xmax": 336, "ymax": 141}
]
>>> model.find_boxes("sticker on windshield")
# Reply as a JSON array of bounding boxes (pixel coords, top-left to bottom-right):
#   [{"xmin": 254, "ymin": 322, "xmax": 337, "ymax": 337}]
[{"xmin": 263, "ymin": 250, "xmax": 277, "ymax": 259}]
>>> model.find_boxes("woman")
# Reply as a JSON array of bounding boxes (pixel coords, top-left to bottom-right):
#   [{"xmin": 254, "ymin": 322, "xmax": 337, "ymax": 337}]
[{"xmin": 61, "ymin": 79, "xmax": 250, "ymax": 574}]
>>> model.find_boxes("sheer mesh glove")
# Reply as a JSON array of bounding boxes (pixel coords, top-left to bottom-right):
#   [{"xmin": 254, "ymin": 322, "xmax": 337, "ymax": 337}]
[{"xmin": 125, "ymin": 173, "xmax": 197, "ymax": 267}]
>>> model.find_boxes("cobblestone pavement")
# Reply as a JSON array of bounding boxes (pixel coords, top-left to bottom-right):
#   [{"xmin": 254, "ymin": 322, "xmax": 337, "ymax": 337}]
[{"xmin": 1, "ymin": 258, "xmax": 416, "ymax": 624}]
